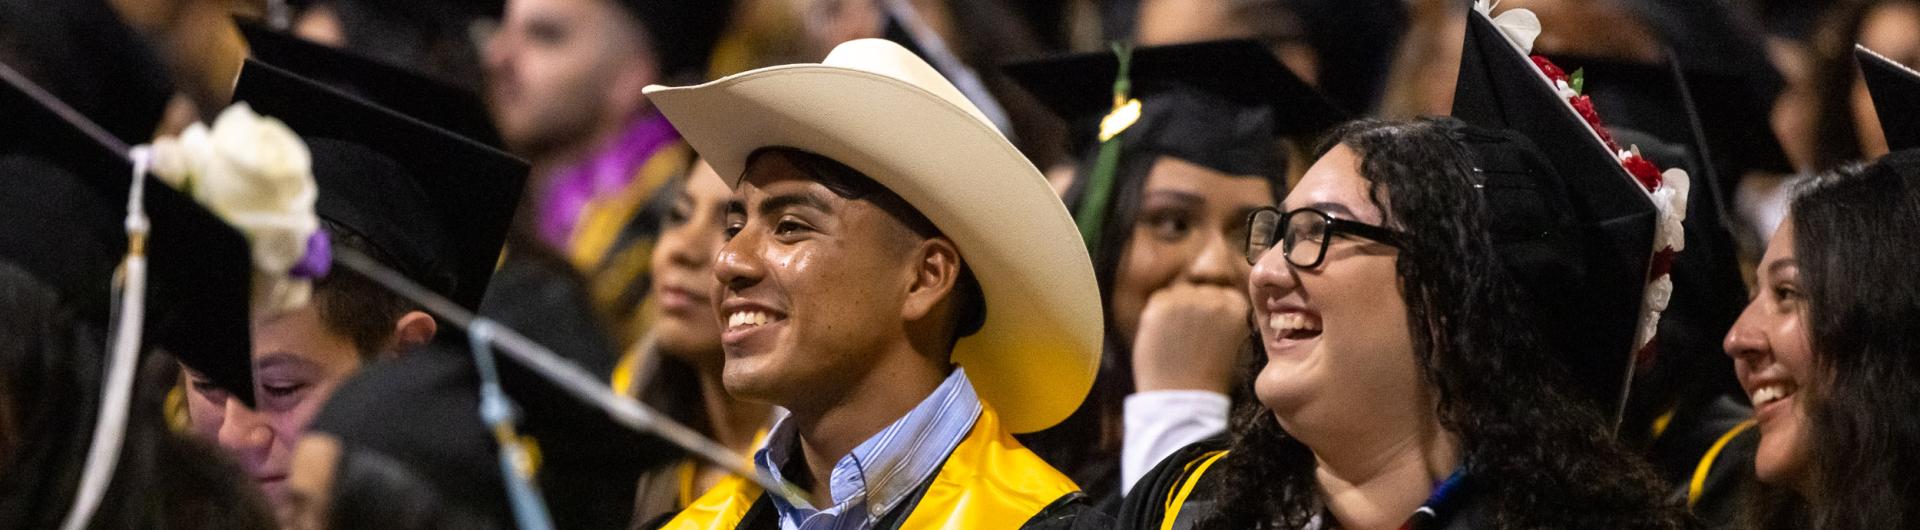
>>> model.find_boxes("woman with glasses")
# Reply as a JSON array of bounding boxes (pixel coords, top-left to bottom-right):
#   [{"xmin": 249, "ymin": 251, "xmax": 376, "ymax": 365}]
[
  {"xmin": 1003, "ymin": 40, "xmax": 1345, "ymax": 508},
  {"xmin": 1117, "ymin": 117, "xmax": 1690, "ymax": 529},
  {"xmin": 1720, "ymin": 150, "xmax": 1920, "ymax": 528}
]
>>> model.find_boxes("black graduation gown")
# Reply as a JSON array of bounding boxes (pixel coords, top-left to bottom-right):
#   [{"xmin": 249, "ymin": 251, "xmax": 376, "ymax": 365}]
[{"xmin": 1117, "ymin": 437, "xmax": 1496, "ymax": 530}]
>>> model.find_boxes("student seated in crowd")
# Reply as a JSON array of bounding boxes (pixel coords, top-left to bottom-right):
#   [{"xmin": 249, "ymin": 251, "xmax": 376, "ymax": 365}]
[
  {"xmin": 642, "ymin": 38, "xmax": 1109, "ymax": 529},
  {"xmin": 1003, "ymin": 40, "xmax": 1345, "ymax": 507},
  {"xmin": 177, "ymin": 58, "xmax": 526, "ymax": 518},
  {"xmin": 1722, "ymin": 149, "xmax": 1920, "ymax": 528}
]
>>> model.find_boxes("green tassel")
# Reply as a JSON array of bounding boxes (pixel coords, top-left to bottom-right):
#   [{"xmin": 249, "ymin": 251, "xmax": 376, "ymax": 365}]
[{"xmin": 1075, "ymin": 42, "xmax": 1135, "ymax": 252}]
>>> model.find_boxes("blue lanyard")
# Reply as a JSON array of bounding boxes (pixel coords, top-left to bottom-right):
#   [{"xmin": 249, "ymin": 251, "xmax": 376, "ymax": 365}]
[{"xmin": 1403, "ymin": 468, "xmax": 1468, "ymax": 530}]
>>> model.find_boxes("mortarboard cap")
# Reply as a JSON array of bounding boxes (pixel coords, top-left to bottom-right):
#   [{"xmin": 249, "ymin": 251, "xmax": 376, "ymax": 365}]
[
  {"xmin": 237, "ymin": 20, "xmax": 504, "ymax": 148},
  {"xmin": 0, "ymin": 64, "xmax": 256, "ymax": 405},
  {"xmin": 1616, "ymin": 0, "xmax": 1792, "ymax": 176},
  {"xmin": 232, "ymin": 59, "xmax": 527, "ymax": 311},
  {"xmin": 0, "ymin": 0, "xmax": 174, "ymax": 145},
  {"xmin": 1857, "ymin": 45, "xmax": 1920, "ymax": 153},
  {"xmin": 310, "ymin": 339, "xmax": 677, "ymax": 528},
  {"xmin": 1281, "ymin": 0, "xmax": 1409, "ymax": 114},
  {"xmin": 1004, "ymin": 39, "xmax": 1346, "ymax": 176},
  {"xmin": 1452, "ymin": 6, "xmax": 1662, "ymax": 416},
  {"xmin": 1543, "ymin": 54, "xmax": 1751, "ymax": 410}
]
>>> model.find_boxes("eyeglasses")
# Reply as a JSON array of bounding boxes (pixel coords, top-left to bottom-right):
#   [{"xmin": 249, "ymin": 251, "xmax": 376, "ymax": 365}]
[{"xmin": 1245, "ymin": 207, "xmax": 1405, "ymax": 268}]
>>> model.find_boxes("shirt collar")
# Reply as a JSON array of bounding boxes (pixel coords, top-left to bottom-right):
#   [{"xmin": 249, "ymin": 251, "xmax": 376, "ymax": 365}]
[{"xmin": 755, "ymin": 368, "xmax": 982, "ymax": 528}]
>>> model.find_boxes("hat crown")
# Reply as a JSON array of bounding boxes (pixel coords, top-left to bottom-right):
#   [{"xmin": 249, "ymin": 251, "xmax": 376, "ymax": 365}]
[{"xmin": 822, "ymin": 39, "xmax": 994, "ymax": 131}]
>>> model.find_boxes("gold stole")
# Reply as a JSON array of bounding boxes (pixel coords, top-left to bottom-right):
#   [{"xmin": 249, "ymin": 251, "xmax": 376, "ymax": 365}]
[{"xmin": 659, "ymin": 406, "xmax": 1080, "ymax": 530}]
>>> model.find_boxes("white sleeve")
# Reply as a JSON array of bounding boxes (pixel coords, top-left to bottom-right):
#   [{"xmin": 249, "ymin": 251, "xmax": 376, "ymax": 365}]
[{"xmin": 1121, "ymin": 390, "xmax": 1230, "ymax": 495}]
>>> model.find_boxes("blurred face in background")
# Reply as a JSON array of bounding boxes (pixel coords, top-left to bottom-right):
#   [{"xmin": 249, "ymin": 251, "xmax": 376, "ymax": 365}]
[
  {"xmin": 651, "ymin": 161, "xmax": 733, "ymax": 369},
  {"xmin": 485, "ymin": 0, "xmax": 658, "ymax": 161},
  {"xmin": 1109, "ymin": 157, "xmax": 1269, "ymax": 342}
]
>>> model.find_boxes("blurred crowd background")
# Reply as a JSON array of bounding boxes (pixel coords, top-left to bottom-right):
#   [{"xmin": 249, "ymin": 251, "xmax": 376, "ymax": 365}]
[{"xmin": 94, "ymin": 0, "xmax": 1920, "ymax": 270}]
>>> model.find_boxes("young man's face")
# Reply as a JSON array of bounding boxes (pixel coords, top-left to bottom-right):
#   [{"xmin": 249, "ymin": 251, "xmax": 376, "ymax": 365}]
[
  {"xmin": 712, "ymin": 152, "xmax": 933, "ymax": 413},
  {"xmin": 183, "ymin": 304, "xmax": 366, "ymax": 515},
  {"xmin": 484, "ymin": 0, "xmax": 656, "ymax": 158}
]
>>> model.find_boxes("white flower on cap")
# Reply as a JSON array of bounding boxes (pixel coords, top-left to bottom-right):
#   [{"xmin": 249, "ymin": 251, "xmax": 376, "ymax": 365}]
[{"xmin": 149, "ymin": 103, "xmax": 320, "ymax": 318}]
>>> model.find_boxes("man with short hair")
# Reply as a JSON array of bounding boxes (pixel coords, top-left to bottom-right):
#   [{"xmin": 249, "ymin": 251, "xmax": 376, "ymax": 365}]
[
  {"xmin": 646, "ymin": 39, "xmax": 1108, "ymax": 529},
  {"xmin": 485, "ymin": 0, "xmax": 733, "ymax": 346}
]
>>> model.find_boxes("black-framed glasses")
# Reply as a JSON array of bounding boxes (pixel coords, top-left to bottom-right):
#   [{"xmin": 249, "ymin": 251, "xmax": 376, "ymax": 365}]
[{"xmin": 1245, "ymin": 207, "xmax": 1405, "ymax": 268}]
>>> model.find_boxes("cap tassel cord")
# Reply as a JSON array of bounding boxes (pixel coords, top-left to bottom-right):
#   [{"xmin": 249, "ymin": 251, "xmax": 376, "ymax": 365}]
[
  {"xmin": 331, "ymin": 248, "xmax": 809, "ymax": 506},
  {"xmin": 1075, "ymin": 41, "xmax": 1138, "ymax": 251},
  {"xmin": 470, "ymin": 320, "xmax": 558, "ymax": 530},
  {"xmin": 59, "ymin": 147, "xmax": 154, "ymax": 530}
]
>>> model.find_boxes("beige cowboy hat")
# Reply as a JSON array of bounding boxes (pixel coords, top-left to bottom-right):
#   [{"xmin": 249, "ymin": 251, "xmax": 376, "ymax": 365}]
[{"xmin": 643, "ymin": 39, "xmax": 1099, "ymax": 433}]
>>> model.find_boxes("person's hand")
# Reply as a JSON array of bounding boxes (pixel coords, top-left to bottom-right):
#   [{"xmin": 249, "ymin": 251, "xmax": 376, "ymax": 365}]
[{"xmin": 1131, "ymin": 282, "xmax": 1251, "ymax": 394}]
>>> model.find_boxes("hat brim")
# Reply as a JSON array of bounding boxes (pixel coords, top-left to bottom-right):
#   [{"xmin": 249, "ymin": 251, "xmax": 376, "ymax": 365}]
[{"xmin": 646, "ymin": 66, "xmax": 1101, "ymax": 433}]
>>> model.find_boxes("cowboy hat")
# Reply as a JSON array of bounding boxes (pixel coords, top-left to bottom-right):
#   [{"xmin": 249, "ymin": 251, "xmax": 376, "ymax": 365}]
[{"xmin": 642, "ymin": 39, "xmax": 1100, "ymax": 433}]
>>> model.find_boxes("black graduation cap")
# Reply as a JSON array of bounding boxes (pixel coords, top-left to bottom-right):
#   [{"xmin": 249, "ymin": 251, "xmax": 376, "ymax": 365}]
[
  {"xmin": 232, "ymin": 59, "xmax": 527, "ymax": 311},
  {"xmin": 613, "ymin": 0, "xmax": 735, "ymax": 79},
  {"xmin": 237, "ymin": 20, "xmax": 504, "ymax": 148},
  {"xmin": 309, "ymin": 335, "xmax": 677, "ymax": 527},
  {"xmin": 1003, "ymin": 39, "xmax": 1347, "ymax": 175},
  {"xmin": 1282, "ymin": 0, "xmax": 1409, "ymax": 114},
  {"xmin": 0, "ymin": 64, "xmax": 256, "ymax": 405},
  {"xmin": 0, "ymin": 0, "xmax": 175, "ymax": 145},
  {"xmin": 1858, "ymin": 45, "xmax": 1920, "ymax": 153},
  {"xmin": 1615, "ymin": 0, "xmax": 1792, "ymax": 176},
  {"xmin": 1542, "ymin": 54, "xmax": 1752, "ymax": 414},
  {"xmin": 1452, "ymin": 7, "xmax": 1661, "ymax": 417}
]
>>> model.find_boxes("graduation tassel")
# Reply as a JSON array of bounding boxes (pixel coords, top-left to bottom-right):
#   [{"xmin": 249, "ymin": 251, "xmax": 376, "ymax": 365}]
[
  {"xmin": 332, "ymin": 248, "xmax": 810, "ymax": 507},
  {"xmin": 61, "ymin": 147, "xmax": 154, "ymax": 530},
  {"xmin": 1075, "ymin": 41, "xmax": 1141, "ymax": 252},
  {"xmin": 470, "ymin": 320, "xmax": 557, "ymax": 530}
]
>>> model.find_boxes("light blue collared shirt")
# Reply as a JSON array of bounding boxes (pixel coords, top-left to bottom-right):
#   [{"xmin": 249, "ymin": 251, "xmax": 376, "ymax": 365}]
[{"xmin": 754, "ymin": 368, "xmax": 982, "ymax": 530}]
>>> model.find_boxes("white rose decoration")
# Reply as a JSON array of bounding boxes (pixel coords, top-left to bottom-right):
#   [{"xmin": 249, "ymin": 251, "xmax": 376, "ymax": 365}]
[{"xmin": 148, "ymin": 103, "xmax": 320, "ymax": 318}]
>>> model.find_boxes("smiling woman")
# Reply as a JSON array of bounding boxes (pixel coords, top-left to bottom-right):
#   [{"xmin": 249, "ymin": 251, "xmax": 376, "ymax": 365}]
[
  {"xmin": 1118, "ymin": 118, "xmax": 1690, "ymax": 530},
  {"xmin": 1723, "ymin": 150, "xmax": 1920, "ymax": 528}
]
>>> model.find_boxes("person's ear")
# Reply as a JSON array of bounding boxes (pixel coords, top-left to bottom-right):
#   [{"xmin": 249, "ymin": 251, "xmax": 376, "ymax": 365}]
[
  {"xmin": 901, "ymin": 237, "xmax": 963, "ymax": 323},
  {"xmin": 383, "ymin": 310, "xmax": 438, "ymax": 359}
]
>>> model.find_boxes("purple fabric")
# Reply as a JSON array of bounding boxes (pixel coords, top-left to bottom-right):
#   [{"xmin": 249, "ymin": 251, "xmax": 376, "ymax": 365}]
[
  {"xmin": 290, "ymin": 230, "xmax": 332, "ymax": 280},
  {"xmin": 535, "ymin": 112, "xmax": 682, "ymax": 249}
]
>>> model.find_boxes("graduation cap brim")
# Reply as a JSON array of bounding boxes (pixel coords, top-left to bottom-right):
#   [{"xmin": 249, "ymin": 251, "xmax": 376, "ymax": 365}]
[
  {"xmin": 1858, "ymin": 45, "xmax": 1920, "ymax": 153},
  {"xmin": 237, "ymin": 20, "xmax": 504, "ymax": 148},
  {"xmin": 1452, "ymin": 7, "xmax": 1659, "ymax": 414},
  {"xmin": 0, "ymin": 64, "xmax": 256, "ymax": 405},
  {"xmin": 233, "ymin": 59, "xmax": 527, "ymax": 311},
  {"xmin": 1002, "ymin": 39, "xmax": 1346, "ymax": 138}
]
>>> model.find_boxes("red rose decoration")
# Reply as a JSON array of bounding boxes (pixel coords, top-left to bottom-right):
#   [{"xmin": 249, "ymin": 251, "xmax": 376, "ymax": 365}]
[
  {"xmin": 1648, "ymin": 248, "xmax": 1678, "ymax": 280},
  {"xmin": 1531, "ymin": 55, "xmax": 1569, "ymax": 84},
  {"xmin": 1635, "ymin": 342, "xmax": 1660, "ymax": 371},
  {"xmin": 1568, "ymin": 95, "xmax": 1618, "ymax": 151},
  {"xmin": 1622, "ymin": 154, "xmax": 1663, "ymax": 192}
]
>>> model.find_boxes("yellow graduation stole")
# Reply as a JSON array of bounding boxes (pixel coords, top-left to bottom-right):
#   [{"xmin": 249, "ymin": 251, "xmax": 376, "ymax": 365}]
[{"xmin": 659, "ymin": 405, "xmax": 1080, "ymax": 530}]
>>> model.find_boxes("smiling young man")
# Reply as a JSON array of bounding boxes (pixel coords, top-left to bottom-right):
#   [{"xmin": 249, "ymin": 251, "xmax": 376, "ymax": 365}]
[{"xmin": 643, "ymin": 39, "xmax": 1108, "ymax": 529}]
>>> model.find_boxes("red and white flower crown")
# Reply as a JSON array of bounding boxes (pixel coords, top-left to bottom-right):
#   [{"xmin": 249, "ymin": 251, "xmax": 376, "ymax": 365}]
[{"xmin": 1475, "ymin": 0, "xmax": 1691, "ymax": 367}]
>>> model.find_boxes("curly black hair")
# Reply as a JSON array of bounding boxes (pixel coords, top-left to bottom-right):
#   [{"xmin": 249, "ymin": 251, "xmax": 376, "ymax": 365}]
[{"xmin": 1200, "ymin": 117, "xmax": 1691, "ymax": 529}]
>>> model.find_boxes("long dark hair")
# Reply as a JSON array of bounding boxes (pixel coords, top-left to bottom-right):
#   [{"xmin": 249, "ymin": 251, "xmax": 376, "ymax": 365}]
[
  {"xmin": 1788, "ymin": 150, "xmax": 1920, "ymax": 528},
  {"xmin": 1202, "ymin": 118, "xmax": 1688, "ymax": 529},
  {"xmin": 1017, "ymin": 132, "xmax": 1286, "ymax": 495}
]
